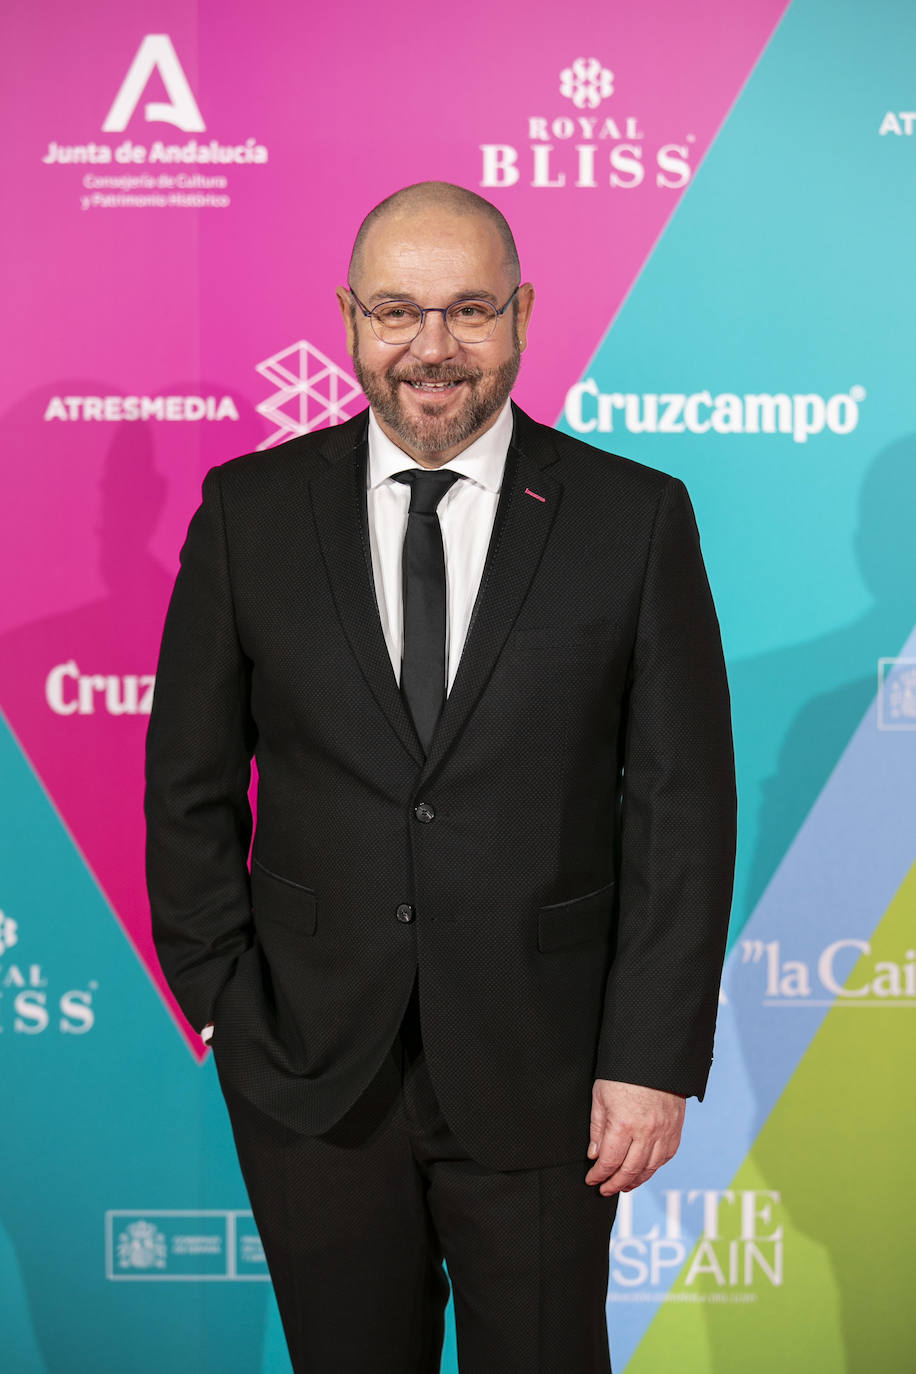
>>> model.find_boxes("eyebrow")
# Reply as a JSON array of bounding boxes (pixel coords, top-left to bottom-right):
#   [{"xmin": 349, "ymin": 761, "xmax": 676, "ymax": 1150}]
[{"xmin": 364, "ymin": 287, "xmax": 502, "ymax": 307}]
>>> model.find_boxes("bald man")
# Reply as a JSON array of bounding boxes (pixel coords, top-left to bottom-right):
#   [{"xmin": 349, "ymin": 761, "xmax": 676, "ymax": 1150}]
[{"xmin": 146, "ymin": 182, "xmax": 736, "ymax": 1373}]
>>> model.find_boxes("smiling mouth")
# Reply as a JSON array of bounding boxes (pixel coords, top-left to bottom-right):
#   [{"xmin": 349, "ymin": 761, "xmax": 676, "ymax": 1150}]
[{"xmin": 403, "ymin": 379, "xmax": 466, "ymax": 393}]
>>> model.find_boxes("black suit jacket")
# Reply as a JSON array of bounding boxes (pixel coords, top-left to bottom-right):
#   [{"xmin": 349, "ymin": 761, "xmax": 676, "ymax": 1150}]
[{"xmin": 145, "ymin": 403, "xmax": 736, "ymax": 1170}]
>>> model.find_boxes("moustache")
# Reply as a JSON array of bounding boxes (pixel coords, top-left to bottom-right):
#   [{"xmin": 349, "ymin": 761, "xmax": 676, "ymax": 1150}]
[{"xmin": 390, "ymin": 366, "xmax": 481, "ymax": 386}]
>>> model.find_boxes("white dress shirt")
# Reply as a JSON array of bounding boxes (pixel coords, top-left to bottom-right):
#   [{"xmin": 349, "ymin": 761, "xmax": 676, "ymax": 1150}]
[
  {"xmin": 366, "ymin": 399, "xmax": 512, "ymax": 692},
  {"xmin": 201, "ymin": 400, "xmax": 513, "ymax": 1045}
]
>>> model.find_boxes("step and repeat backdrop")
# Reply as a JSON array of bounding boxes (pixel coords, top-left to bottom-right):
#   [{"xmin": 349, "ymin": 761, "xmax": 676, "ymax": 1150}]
[{"xmin": 2, "ymin": 1, "xmax": 914, "ymax": 1370}]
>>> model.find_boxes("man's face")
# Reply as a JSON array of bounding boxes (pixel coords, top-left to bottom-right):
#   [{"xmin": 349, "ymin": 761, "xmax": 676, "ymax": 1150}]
[{"xmin": 337, "ymin": 207, "xmax": 534, "ymax": 467}]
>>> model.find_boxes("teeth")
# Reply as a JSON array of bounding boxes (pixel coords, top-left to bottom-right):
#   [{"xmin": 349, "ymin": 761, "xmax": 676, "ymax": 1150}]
[{"xmin": 408, "ymin": 380, "xmax": 459, "ymax": 389}]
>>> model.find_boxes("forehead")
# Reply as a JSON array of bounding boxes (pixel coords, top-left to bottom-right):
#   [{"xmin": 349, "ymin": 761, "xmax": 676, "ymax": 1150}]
[{"xmin": 357, "ymin": 208, "xmax": 509, "ymax": 299}]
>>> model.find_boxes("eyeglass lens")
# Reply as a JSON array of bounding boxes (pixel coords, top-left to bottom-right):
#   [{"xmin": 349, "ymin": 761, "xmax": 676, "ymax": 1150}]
[{"xmin": 370, "ymin": 300, "xmax": 498, "ymax": 344}]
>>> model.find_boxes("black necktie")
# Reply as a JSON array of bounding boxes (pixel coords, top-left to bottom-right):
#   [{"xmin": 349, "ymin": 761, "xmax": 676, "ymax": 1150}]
[{"xmin": 392, "ymin": 468, "xmax": 462, "ymax": 753}]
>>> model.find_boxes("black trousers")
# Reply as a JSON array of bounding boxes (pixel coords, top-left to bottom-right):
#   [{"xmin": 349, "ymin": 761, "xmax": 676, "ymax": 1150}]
[{"xmin": 220, "ymin": 987, "xmax": 617, "ymax": 1373}]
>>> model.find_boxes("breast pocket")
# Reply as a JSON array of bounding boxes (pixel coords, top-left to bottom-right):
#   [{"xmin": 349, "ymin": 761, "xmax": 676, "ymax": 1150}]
[
  {"xmin": 251, "ymin": 859, "xmax": 317, "ymax": 936},
  {"xmin": 537, "ymin": 879, "xmax": 616, "ymax": 952}
]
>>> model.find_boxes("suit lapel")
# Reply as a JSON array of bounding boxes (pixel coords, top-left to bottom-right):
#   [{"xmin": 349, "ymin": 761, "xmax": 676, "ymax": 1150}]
[
  {"xmin": 420, "ymin": 406, "xmax": 563, "ymax": 779},
  {"xmin": 308, "ymin": 405, "xmax": 563, "ymax": 777},
  {"xmin": 309, "ymin": 420, "xmax": 425, "ymax": 766}
]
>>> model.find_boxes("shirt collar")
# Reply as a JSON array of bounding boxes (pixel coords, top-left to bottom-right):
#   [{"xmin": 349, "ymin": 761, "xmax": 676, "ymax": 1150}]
[{"xmin": 367, "ymin": 399, "xmax": 512, "ymax": 493}]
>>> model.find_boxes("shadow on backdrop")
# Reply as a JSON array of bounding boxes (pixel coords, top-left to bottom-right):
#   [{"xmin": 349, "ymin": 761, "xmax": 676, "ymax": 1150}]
[{"xmin": 706, "ymin": 435, "xmax": 916, "ymax": 1371}]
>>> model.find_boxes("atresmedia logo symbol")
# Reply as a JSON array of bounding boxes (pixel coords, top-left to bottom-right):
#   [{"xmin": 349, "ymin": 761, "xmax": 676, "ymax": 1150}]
[
  {"xmin": 559, "ymin": 58, "xmax": 615, "ymax": 110},
  {"xmin": 254, "ymin": 340, "xmax": 363, "ymax": 449}
]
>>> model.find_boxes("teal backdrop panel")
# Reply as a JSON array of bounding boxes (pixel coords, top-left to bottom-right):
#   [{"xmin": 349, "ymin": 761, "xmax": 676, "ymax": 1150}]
[
  {"xmin": 558, "ymin": 0, "xmax": 916, "ymax": 951},
  {"xmin": 0, "ymin": 711, "xmax": 284, "ymax": 1371},
  {"xmin": 554, "ymin": 0, "xmax": 916, "ymax": 1366}
]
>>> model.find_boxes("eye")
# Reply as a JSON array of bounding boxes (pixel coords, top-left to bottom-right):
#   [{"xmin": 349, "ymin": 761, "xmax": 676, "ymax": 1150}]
[
  {"xmin": 374, "ymin": 303, "xmax": 421, "ymax": 325},
  {"xmin": 449, "ymin": 301, "xmax": 492, "ymax": 323}
]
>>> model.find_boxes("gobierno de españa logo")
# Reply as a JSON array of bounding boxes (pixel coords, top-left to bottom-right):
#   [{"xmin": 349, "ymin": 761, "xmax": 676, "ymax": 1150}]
[{"xmin": 116, "ymin": 1219, "xmax": 168, "ymax": 1272}]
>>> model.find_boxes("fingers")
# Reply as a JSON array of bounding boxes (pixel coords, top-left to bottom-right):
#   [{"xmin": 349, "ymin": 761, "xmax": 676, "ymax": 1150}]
[
  {"xmin": 585, "ymin": 1124, "xmax": 648, "ymax": 1192},
  {"xmin": 587, "ymin": 1098, "xmax": 607, "ymax": 1162},
  {"xmin": 596, "ymin": 1136, "xmax": 670, "ymax": 1196},
  {"xmin": 585, "ymin": 1080, "xmax": 686, "ymax": 1194},
  {"xmin": 586, "ymin": 1128, "xmax": 673, "ymax": 1194},
  {"xmin": 585, "ymin": 1112, "xmax": 626, "ymax": 1182}
]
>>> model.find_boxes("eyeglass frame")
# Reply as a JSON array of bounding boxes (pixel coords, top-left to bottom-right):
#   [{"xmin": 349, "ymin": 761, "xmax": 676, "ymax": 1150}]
[{"xmin": 347, "ymin": 283, "xmax": 520, "ymax": 345}]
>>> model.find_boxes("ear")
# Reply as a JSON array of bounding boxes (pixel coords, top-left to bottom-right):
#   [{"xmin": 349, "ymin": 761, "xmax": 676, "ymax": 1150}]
[
  {"xmin": 515, "ymin": 282, "xmax": 535, "ymax": 353},
  {"xmin": 336, "ymin": 286, "xmax": 358, "ymax": 359}
]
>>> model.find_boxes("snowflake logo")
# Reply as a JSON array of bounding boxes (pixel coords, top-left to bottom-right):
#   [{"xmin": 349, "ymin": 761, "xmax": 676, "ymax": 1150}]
[
  {"xmin": 0, "ymin": 910, "xmax": 18, "ymax": 956},
  {"xmin": 559, "ymin": 58, "xmax": 615, "ymax": 110}
]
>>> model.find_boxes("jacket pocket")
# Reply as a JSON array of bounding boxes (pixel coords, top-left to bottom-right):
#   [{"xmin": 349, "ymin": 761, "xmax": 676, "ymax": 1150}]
[
  {"xmin": 251, "ymin": 858, "xmax": 317, "ymax": 935},
  {"xmin": 537, "ymin": 879, "xmax": 616, "ymax": 952}
]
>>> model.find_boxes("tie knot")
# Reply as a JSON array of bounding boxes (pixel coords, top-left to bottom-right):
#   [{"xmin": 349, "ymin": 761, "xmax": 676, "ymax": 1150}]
[{"xmin": 393, "ymin": 468, "xmax": 462, "ymax": 515}]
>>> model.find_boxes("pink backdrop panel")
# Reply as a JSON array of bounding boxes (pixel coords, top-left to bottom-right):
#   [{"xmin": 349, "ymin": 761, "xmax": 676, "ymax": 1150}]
[{"xmin": 1, "ymin": 0, "xmax": 788, "ymax": 1051}]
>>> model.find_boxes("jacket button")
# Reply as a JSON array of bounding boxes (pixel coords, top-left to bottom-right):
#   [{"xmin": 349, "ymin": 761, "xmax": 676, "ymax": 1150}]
[
  {"xmin": 414, "ymin": 801, "xmax": 435, "ymax": 823},
  {"xmin": 396, "ymin": 903, "xmax": 415, "ymax": 923}
]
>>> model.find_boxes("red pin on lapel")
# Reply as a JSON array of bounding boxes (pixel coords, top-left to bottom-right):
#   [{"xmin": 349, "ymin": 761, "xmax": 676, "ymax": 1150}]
[{"xmin": 524, "ymin": 487, "xmax": 546, "ymax": 502}]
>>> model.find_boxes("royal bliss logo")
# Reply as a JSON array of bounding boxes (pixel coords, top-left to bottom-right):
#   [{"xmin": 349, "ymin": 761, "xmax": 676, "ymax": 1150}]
[
  {"xmin": 480, "ymin": 55, "xmax": 694, "ymax": 191},
  {"xmin": 559, "ymin": 59, "xmax": 615, "ymax": 110},
  {"xmin": 41, "ymin": 34, "xmax": 269, "ymax": 210},
  {"xmin": 0, "ymin": 906, "xmax": 98, "ymax": 1036},
  {"xmin": 0, "ymin": 911, "xmax": 19, "ymax": 957}
]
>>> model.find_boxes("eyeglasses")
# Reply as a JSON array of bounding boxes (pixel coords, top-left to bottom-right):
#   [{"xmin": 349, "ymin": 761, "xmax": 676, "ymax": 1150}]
[{"xmin": 348, "ymin": 284, "xmax": 520, "ymax": 345}]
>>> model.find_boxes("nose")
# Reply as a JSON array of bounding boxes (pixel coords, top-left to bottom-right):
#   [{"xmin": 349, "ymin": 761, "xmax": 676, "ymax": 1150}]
[{"xmin": 408, "ymin": 309, "xmax": 460, "ymax": 365}]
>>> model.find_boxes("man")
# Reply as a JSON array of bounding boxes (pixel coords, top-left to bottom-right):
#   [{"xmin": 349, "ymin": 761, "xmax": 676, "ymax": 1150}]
[{"xmin": 146, "ymin": 181, "xmax": 736, "ymax": 1373}]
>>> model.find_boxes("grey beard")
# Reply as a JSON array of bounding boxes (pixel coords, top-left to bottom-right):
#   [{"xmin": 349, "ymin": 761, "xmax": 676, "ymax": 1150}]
[{"xmin": 353, "ymin": 346, "xmax": 521, "ymax": 455}]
